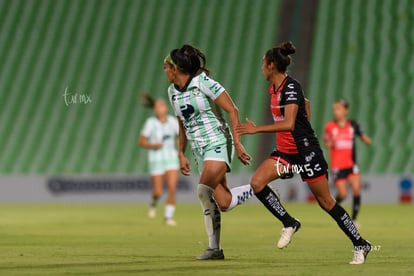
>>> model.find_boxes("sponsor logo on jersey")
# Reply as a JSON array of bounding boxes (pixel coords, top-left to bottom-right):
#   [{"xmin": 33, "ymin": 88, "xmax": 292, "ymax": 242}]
[
  {"xmin": 287, "ymin": 83, "xmax": 294, "ymax": 89},
  {"xmin": 183, "ymin": 120, "xmax": 204, "ymax": 129},
  {"xmin": 210, "ymin": 83, "xmax": 221, "ymax": 93},
  {"xmin": 287, "ymin": 94, "xmax": 297, "ymax": 101},
  {"xmin": 171, "ymin": 94, "xmax": 191, "ymax": 102},
  {"xmin": 272, "ymin": 115, "xmax": 285, "ymax": 122},
  {"xmin": 334, "ymin": 140, "xmax": 353, "ymax": 149}
]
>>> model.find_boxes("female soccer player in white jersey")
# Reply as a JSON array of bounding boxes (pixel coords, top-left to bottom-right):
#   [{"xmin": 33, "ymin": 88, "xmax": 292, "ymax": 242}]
[
  {"xmin": 139, "ymin": 94, "xmax": 179, "ymax": 226},
  {"xmin": 164, "ymin": 44, "xmax": 253, "ymax": 260}
]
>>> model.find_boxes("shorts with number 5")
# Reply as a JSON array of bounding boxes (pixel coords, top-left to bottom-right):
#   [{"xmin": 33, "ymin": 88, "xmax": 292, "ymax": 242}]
[{"xmin": 270, "ymin": 148, "xmax": 328, "ymax": 183}]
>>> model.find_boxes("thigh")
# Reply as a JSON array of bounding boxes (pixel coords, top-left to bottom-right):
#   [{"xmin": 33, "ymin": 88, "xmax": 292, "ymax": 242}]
[
  {"xmin": 250, "ymin": 158, "xmax": 283, "ymax": 193},
  {"xmin": 335, "ymin": 179, "xmax": 348, "ymax": 196},
  {"xmin": 298, "ymin": 149, "xmax": 328, "ymax": 183},
  {"xmin": 199, "ymin": 160, "xmax": 228, "ymax": 189}
]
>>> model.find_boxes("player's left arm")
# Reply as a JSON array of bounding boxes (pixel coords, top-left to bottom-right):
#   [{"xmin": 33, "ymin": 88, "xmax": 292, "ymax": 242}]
[
  {"xmin": 360, "ymin": 134, "xmax": 372, "ymax": 145},
  {"xmin": 354, "ymin": 121, "xmax": 372, "ymax": 145},
  {"xmin": 214, "ymin": 91, "xmax": 251, "ymax": 165},
  {"xmin": 305, "ymin": 98, "xmax": 311, "ymax": 122}
]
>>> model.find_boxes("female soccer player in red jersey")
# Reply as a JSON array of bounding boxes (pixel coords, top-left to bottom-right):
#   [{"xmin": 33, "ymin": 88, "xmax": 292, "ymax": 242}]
[
  {"xmin": 236, "ymin": 41, "xmax": 371, "ymax": 264},
  {"xmin": 324, "ymin": 100, "xmax": 372, "ymax": 224}
]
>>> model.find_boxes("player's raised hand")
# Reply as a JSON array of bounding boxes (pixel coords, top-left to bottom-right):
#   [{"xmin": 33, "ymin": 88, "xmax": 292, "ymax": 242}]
[
  {"xmin": 236, "ymin": 118, "xmax": 257, "ymax": 135},
  {"xmin": 235, "ymin": 143, "xmax": 252, "ymax": 166},
  {"xmin": 179, "ymin": 155, "xmax": 191, "ymax": 176}
]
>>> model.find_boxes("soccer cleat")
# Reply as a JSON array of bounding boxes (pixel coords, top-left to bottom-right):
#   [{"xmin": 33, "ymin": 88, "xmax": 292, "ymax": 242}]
[
  {"xmin": 350, "ymin": 240, "xmax": 371, "ymax": 265},
  {"xmin": 148, "ymin": 207, "xmax": 156, "ymax": 219},
  {"xmin": 277, "ymin": 219, "xmax": 301, "ymax": 249},
  {"xmin": 165, "ymin": 218, "xmax": 177, "ymax": 226},
  {"xmin": 196, "ymin": 248, "xmax": 225, "ymax": 260}
]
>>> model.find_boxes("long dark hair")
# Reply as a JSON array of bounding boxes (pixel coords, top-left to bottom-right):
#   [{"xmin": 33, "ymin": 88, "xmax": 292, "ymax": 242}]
[
  {"xmin": 166, "ymin": 44, "xmax": 210, "ymax": 76},
  {"xmin": 264, "ymin": 41, "xmax": 296, "ymax": 73}
]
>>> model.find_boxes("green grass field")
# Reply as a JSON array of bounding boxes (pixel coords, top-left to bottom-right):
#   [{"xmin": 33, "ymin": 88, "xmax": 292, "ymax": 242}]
[{"xmin": 0, "ymin": 203, "xmax": 413, "ymax": 275}]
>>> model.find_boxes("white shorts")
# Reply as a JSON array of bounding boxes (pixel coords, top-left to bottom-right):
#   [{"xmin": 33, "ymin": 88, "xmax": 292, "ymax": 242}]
[
  {"xmin": 192, "ymin": 142, "xmax": 234, "ymax": 174},
  {"xmin": 149, "ymin": 157, "xmax": 179, "ymax": 176}
]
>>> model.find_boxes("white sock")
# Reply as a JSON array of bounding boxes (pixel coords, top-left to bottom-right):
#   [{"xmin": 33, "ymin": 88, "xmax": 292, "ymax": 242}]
[
  {"xmin": 197, "ymin": 184, "xmax": 221, "ymax": 249},
  {"xmin": 164, "ymin": 204, "xmax": 175, "ymax": 219},
  {"xmin": 225, "ymin": 184, "xmax": 253, "ymax": 212}
]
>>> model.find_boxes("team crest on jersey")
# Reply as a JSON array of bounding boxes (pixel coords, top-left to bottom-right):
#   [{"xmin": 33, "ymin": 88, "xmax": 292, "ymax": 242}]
[{"xmin": 191, "ymin": 88, "xmax": 202, "ymax": 97}]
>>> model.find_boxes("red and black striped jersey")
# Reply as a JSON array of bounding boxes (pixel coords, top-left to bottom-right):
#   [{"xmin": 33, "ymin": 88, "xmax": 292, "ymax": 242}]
[
  {"xmin": 269, "ymin": 76, "xmax": 320, "ymax": 154},
  {"xmin": 324, "ymin": 120, "xmax": 363, "ymax": 169}
]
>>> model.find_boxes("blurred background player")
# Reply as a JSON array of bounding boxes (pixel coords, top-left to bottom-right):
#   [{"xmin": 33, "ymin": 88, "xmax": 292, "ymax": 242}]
[
  {"xmin": 138, "ymin": 94, "xmax": 179, "ymax": 226},
  {"xmin": 237, "ymin": 41, "xmax": 371, "ymax": 265},
  {"xmin": 324, "ymin": 99, "xmax": 372, "ymax": 224},
  {"xmin": 164, "ymin": 44, "xmax": 253, "ymax": 260}
]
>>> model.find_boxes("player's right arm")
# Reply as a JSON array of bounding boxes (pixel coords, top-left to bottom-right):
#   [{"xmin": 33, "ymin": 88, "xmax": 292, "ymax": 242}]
[
  {"xmin": 323, "ymin": 123, "xmax": 333, "ymax": 149},
  {"xmin": 177, "ymin": 117, "xmax": 191, "ymax": 176},
  {"xmin": 138, "ymin": 118, "xmax": 162, "ymax": 149},
  {"xmin": 138, "ymin": 136, "xmax": 162, "ymax": 149}
]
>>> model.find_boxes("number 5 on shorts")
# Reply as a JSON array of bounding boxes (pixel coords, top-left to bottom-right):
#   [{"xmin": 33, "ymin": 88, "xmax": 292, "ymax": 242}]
[{"xmin": 304, "ymin": 164, "xmax": 314, "ymax": 177}]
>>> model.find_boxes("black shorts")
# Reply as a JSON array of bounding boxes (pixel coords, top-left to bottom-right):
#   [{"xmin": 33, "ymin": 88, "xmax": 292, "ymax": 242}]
[
  {"xmin": 270, "ymin": 148, "xmax": 328, "ymax": 183},
  {"xmin": 332, "ymin": 165, "xmax": 360, "ymax": 182}
]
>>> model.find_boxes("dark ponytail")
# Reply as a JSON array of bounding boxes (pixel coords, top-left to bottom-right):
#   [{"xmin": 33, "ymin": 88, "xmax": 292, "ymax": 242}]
[
  {"xmin": 142, "ymin": 93, "xmax": 155, "ymax": 108},
  {"xmin": 264, "ymin": 41, "xmax": 296, "ymax": 73},
  {"xmin": 167, "ymin": 44, "xmax": 210, "ymax": 76}
]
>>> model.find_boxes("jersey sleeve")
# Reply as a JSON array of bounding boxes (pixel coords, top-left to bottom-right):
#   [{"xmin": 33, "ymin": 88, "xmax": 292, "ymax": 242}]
[
  {"xmin": 140, "ymin": 118, "xmax": 153, "ymax": 137},
  {"xmin": 282, "ymin": 80, "xmax": 301, "ymax": 105},
  {"xmin": 198, "ymin": 73, "xmax": 226, "ymax": 100},
  {"xmin": 169, "ymin": 115, "xmax": 179, "ymax": 136},
  {"xmin": 323, "ymin": 122, "xmax": 333, "ymax": 142},
  {"xmin": 351, "ymin": 120, "xmax": 363, "ymax": 137},
  {"xmin": 167, "ymin": 86, "xmax": 179, "ymax": 116}
]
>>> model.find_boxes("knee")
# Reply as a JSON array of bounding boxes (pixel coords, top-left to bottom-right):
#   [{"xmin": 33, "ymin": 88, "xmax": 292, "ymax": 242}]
[
  {"xmin": 335, "ymin": 194, "xmax": 345, "ymax": 203},
  {"xmin": 315, "ymin": 195, "xmax": 336, "ymax": 211},
  {"xmin": 250, "ymin": 175, "xmax": 266, "ymax": 194},
  {"xmin": 197, "ymin": 184, "xmax": 215, "ymax": 204},
  {"xmin": 338, "ymin": 190, "xmax": 347, "ymax": 198},
  {"xmin": 218, "ymin": 202, "xmax": 230, "ymax": 212},
  {"xmin": 212, "ymin": 191, "xmax": 230, "ymax": 212}
]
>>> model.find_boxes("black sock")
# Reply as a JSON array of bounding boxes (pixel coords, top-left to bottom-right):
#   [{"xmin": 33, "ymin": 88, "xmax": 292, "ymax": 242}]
[
  {"xmin": 255, "ymin": 185, "xmax": 295, "ymax": 227},
  {"xmin": 352, "ymin": 195, "xmax": 361, "ymax": 221},
  {"xmin": 335, "ymin": 195, "xmax": 344, "ymax": 203},
  {"xmin": 150, "ymin": 196, "xmax": 159, "ymax": 208},
  {"xmin": 328, "ymin": 203, "xmax": 364, "ymax": 246}
]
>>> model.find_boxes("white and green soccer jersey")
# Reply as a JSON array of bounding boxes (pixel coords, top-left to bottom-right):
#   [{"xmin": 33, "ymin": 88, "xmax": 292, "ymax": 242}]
[
  {"xmin": 168, "ymin": 72, "xmax": 232, "ymax": 151},
  {"xmin": 140, "ymin": 115, "xmax": 179, "ymax": 175}
]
